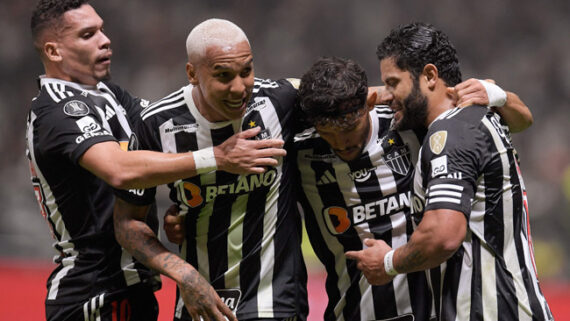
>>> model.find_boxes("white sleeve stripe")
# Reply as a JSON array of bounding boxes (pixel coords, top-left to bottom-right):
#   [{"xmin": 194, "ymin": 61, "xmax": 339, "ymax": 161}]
[
  {"xmin": 141, "ymin": 92, "xmax": 184, "ymax": 117},
  {"xmin": 141, "ymin": 100, "xmax": 186, "ymax": 121},
  {"xmin": 430, "ymin": 184, "xmax": 464, "ymax": 191},
  {"xmin": 45, "ymin": 84, "xmax": 61, "ymax": 102},
  {"xmin": 429, "ymin": 197, "xmax": 462, "ymax": 204},
  {"xmin": 429, "ymin": 190, "xmax": 462, "ymax": 198}
]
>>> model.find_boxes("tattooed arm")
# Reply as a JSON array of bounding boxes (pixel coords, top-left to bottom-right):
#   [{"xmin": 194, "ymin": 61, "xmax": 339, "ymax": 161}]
[
  {"xmin": 113, "ymin": 198, "xmax": 237, "ymax": 321},
  {"xmin": 345, "ymin": 209, "xmax": 466, "ymax": 285}
]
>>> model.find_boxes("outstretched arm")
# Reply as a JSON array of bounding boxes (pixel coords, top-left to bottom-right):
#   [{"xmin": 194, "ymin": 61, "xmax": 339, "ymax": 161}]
[
  {"xmin": 113, "ymin": 198, "xmax": 237, "ymax": 321},
  {"xmin": 80, "ymin": 126, "xmax": 287, "ymax": 189}
]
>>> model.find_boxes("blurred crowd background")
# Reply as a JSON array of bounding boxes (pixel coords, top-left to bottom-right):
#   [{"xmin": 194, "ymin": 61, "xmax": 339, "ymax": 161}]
[{"xmin": 1, "ymin": 0, "xmax": 569, "ymax": 282}]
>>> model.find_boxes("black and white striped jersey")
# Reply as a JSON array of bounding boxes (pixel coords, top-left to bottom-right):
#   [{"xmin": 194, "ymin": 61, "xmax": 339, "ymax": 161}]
[
  {"xmin": 295, "ymin": 106, "xmax": 434, "ymax": 321},
  {"xmin": 26, "ymin": 77, "xmax": 158, "ymax": 305},
  {"xmin": 412, "ymin": 105, "xmax": 553, "ymax": 321},
  {"xmin": 137, "ymin": 78, "xmax": 308, "ymax": 320}
]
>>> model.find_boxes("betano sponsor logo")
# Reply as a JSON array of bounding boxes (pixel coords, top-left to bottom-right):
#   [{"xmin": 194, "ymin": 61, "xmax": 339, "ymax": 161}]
[
  {"xmin": 206, "ymin": 169, "xmax": 277, "ymax": 201},
  {"xmin": 178, "ymin": 169, "xmax": 278, "ymax": 207},
  {"xmin": 323, "ymin": 191, "xmax": 411, "ymax": 235}
]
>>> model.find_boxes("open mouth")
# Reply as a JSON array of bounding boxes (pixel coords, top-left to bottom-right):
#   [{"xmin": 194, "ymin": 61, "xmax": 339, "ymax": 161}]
[
  {"xmin": 225, "ymin": 99, "xmax": 246, "ymax": 109},
  {"xmin": 96, "ymin": 51, "xmax": 112, "ymax": 65}
]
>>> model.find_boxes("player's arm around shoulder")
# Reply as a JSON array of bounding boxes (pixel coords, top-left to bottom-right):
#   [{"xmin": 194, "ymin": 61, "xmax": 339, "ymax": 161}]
[{"xmin": 449, "ymin": 78, "xmax": 533, "ymax": 133}]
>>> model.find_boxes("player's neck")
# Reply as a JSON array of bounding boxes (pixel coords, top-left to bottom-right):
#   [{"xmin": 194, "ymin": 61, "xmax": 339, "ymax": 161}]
[{"xmin": 425, "ymin": 91, "xmax": 455, "ymax": 127}]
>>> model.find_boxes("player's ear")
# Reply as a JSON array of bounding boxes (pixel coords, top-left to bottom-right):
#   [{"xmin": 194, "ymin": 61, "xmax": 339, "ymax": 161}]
[
  {"xmin": 186, "ymin": 62, "xmax": 198, "ymax": 85},
  {"xmin": 366, "ymin": 90, "xmax": 377, "ymax": 111},
  {"xmin": 422, "ymin": 64, "xmax": 438, "ymax": 90},
  {"xmin": 44, "ymin": 42, "xmax": 62, "ymax": 62}
]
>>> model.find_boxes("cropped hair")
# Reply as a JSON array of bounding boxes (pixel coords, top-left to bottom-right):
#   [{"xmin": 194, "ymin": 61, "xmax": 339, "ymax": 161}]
[
  {"xmin": 299, "ymin": 56, "xmax": 368, "ymax": 126},
  {"xmin": 31, "ymin": 0, "xmax": 89, "ymax": 47},
  {"xmin": 376, "ymin": 22, "xmax": 462, "ymax": 86},
  {"xmin": 186, "ymin": 18, "xmax": 249, "ymax": 61}
]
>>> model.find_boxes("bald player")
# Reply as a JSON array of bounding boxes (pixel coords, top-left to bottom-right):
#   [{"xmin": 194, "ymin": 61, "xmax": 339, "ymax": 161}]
[{"xmin": 114, "ymin": 19, "xmax": 308, "ymax": 321}]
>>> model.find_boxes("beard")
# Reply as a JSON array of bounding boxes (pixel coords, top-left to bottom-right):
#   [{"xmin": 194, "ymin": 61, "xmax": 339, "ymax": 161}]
[{"xmin": 392, "ymin": 81, "xmax": 428, "ymax": 131}]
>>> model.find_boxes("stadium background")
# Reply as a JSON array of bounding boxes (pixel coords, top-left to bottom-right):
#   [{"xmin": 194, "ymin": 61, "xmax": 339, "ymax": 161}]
[{"xmin": 0, "ymin": 0, "xmax": 568, "ymax": 319}]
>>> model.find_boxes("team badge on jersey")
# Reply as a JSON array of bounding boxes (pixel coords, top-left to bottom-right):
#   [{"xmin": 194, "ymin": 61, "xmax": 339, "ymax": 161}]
[
  {"xmin": 380, "ymin": 132, "xmax": 412, "ymax": 176},
  {"xmin": 429, "ymin": 130, "xmax": 447, "ymax": 155},
  {"xmin": 63, "ymin": 100, "xmax": 90, "ymax": 117},
  {"xmin": 383, "ymin": 145, "xmax": 411, "ymax": 176}
]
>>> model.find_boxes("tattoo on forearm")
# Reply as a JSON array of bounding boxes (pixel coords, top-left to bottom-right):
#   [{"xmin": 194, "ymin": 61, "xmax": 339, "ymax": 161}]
[{"xmin": 398, "ymin": 248, "xmax": 427, "ymax": 272}]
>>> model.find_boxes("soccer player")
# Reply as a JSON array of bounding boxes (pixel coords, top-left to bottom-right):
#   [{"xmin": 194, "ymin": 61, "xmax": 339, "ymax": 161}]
[
  {"xmin": 27, "ymin": 1, "xmax": 282, "ymax": 320},
  {"xmin": 114, "ymin": 19, "xmax": 308, "ymax": 321},
  {"xmin": 296, "ymin": 56, "xmax": 533, "ymax": 321},
  {"xmin": 346, "ymin": 22, "xmax": 553, "ymax": 321}
]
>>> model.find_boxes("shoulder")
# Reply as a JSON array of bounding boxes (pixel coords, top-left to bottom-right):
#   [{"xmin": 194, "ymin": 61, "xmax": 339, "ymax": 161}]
[
  {"xmin": 32, "ymin": 89, "xmax": 94, "ymax": 122},
  {"xmin": 422, "ymin": 107, "xmax": 489, "ymax": 163},
  {"xmin": 433, "ymin": 105, "xmax": 488, "ymax": 128},
  {"xmin": 428, "ymin": 106, "xmax": 488, "ymax": 135},
  {"xmin": 252, "ymin": 77, "xmax": 297, "ymax": 99},
  {"xmin": 140, "ymin": 86, "xmax": 187, "ymax": 122},
  {"xmin": 294, "ymin": 127, "xmax": 319, "ymax": 144}
]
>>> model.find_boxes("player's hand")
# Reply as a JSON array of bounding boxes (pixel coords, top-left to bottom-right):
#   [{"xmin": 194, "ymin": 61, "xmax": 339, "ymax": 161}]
[
  {"xmin": 214, "ymin": 127, "xmax": 286, "ymax": 174},
  {"xmin": 163, "ymin": 204, "xmax": 184, "ymax": 245},
  {"xmin": 345, "ymin": 238, "xmax": 395, "ymax": 286},
  {"xmin": 179, "ymin": 269, "xmax": 237, "ymax": 321},
  {"xmin": 448, "ymin": 78, "xmax": 494, "ymax": 108}
]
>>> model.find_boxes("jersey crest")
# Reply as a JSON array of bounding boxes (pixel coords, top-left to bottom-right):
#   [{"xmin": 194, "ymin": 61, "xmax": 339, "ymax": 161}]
[
  {"xmin": 429, "ymin": 130, "xmax": 447, "ymax": 155},
  {"xmin": 63, "ymin": 100, "xmax": 90, "ymax": 117}
]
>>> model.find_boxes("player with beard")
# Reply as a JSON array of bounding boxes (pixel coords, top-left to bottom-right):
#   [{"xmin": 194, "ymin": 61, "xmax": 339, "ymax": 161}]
[
  {"xmin": 163, "ymin": 51, "xmax": 533, "ymax": 320},
  {"xmin": 346, "ymin": 22, "xmax": 553, "ymax": 321},
  {"xmin": 296, "ymin": 56, "xmax": 533, "ymax": 321}
]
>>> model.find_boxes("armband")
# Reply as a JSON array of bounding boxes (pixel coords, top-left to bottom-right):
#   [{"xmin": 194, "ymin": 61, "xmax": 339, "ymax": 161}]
[
  {"xmin": 478, "ymin": 79, "xmax": 507, "ymax": 107},
  {"xmin": 384, "ymin": 249, "xmax": 399, "ymax": 276},
  {"xmin": 193, "ymin": 147, "xmax": 217, "ymax": 174}
]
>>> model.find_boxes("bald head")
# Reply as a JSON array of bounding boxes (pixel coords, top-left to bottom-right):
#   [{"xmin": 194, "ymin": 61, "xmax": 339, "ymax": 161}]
[{"xmin": 186, "ymin": 18, "xmax": 249, "ymax": 63}]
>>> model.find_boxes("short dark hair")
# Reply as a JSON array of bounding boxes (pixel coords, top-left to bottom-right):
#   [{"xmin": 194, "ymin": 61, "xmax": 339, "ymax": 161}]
[
  {"xmin": 31, "ymin": 0, "xmax": 89, "ymax": 48},
  {"xmin": 299, "ymin": 56, "xmax": 368, "ymax": 126},
  {"xmin": 376, "ymin": 22, "xmax": 462, "ymax": 86}
]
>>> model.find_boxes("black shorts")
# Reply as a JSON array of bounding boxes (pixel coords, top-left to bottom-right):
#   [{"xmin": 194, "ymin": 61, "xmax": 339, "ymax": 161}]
[{"xmin": 45, "ymin": 286, "xmax": 158, "ymax": 321}]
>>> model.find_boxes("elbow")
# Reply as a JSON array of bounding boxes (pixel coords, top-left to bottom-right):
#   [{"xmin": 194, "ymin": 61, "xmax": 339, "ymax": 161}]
[
  {"xmin": 425, "ymin": 227, "xmax": 465, "ymax": 264},
  {"xmin": 515, "ymin": 108, "xmax": 534, "ymax": 133},
  {"xmin": 523, "ymin": 112, "xmax": 534, "ymax": 129},
  {"xmin": 104, "ymin": 170, "xmax": 140, "ymax": 190},
  {"xmin": 435, "ymin": 237, "xmax": 463, "ymax": 261},
  {"xmin": 510, "ymin": 116, "xmax": 533, "ymax": 133}
]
